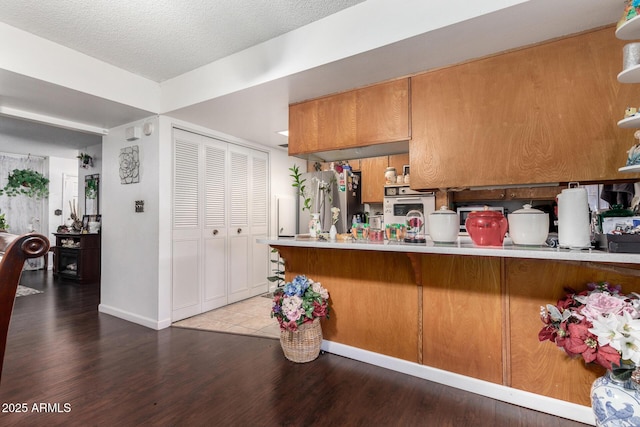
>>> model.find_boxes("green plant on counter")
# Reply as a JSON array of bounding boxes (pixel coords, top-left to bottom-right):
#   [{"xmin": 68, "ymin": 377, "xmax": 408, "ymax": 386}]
[
  {"xmin": 0, "ymin": 169, "xmax": 49, "ymax": 199},
  {"xmin": 0, "ymin": 212, "xmax": 8, "ymax": 231},
  {"xmin": 289, "ymin": 164, "xmax": 312, "ymax": 212}
]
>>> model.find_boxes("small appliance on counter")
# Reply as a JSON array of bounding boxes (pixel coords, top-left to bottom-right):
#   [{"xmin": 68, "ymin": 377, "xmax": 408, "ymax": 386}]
[
  {"xmin": 465, "ymin": 207, "xmax": 509, "ymax": 246},
  {"xmin": 383, "ymin": 186, "xmax": 435, "ymax": 235},
  {"xmin": 557, "ymin": 184, "xmax": 591, "ymax": 249}
]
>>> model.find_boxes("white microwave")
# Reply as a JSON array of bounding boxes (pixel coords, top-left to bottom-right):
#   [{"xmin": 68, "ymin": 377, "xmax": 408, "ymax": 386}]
[{"xmin": 456, "ymin": 206, "xmax": 504, "ymax": 234}]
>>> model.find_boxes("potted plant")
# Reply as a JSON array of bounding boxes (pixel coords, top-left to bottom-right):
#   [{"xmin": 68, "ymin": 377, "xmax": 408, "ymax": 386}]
[
  {"xmin": 289, "ymin": 164, "xmax": 312, "ymax": 212},
  {"xmin": 271, "ymin": 275, "xmax": 330, "ymax": 363},
  {"xmin": 539, "ymin": 281, "xmax": 640, "ymax": 425},
  {"xmin": 77, "ymin": 153, "xmax": 93, "ymax": 169},
  {"xmin": 0, "ymin": 169, "xmax": 49, "ymax": 199},
  {"xmin": 0, "ymin": 212, "xmax": 8, "ymax": 231},
  {"xmin": 267, "ymin": 248, "xmax": 285, "ymax": 288}
]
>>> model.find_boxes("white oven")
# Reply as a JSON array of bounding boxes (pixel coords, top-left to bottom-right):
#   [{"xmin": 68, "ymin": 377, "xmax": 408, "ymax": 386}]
[{"xmin": 383, "ymin": 186, "xmax": 436, "ymax": 234}]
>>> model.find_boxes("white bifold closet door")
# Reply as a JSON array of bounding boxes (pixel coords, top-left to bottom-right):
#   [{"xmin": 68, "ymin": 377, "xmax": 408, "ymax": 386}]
[{"xmin": 171, "ymin": 128, "xmax": 269, "ymax": 321}]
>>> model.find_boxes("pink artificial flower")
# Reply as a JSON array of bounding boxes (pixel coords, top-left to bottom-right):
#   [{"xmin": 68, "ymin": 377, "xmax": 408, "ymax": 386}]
[{"xmin": 579, "ymin": 292, "xmax": 635, "ymax": 323}]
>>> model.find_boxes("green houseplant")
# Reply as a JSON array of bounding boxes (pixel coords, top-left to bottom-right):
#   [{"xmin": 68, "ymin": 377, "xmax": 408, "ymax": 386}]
[
  {"xmin": 0, "ymin": 212, "xmax": 8, "ymax": 231},
  {"xmin": 290, "ymin": 164, "xmax": 312, "ymax": 212},
  {"xmin": 0, "ymin": 169, "xmax": 49, "ymax": 199}
]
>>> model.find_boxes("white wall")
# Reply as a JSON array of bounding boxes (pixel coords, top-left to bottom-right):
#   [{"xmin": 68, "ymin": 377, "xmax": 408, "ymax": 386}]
[
  {"xmin": 98, "ymin": 115, "xmax": 161, "ymax": 328},
  {"xmin": 99, "ymin": 114, "xmax": 307, "ymax": 329}
]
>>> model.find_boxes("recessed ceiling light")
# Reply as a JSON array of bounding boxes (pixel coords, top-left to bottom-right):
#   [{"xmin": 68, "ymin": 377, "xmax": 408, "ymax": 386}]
[{"xmin": 277, "ymin": 130, "xmax": 289, "ymax": 137}]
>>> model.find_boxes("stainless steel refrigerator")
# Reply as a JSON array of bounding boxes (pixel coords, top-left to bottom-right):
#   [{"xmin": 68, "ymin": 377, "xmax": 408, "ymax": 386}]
[{"xmin": 297, "ymin": 170, "xmax": 363, "ymax": 234}]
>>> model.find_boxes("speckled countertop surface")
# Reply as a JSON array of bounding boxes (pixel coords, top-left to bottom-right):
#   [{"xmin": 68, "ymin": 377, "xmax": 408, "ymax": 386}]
[{"xmin": 258, "ymin": 236, "xmax": 640, "ymax": 264}]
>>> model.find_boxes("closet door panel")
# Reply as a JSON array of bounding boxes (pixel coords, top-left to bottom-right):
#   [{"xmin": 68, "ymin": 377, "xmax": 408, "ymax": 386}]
[
  {"xmin": 202, "ymin": 139, "xmax": 228, "ymax": 310},
  {"xmin": 250, "ymin": 152, "xmax": 269, "ymax": 292},
  {"xmin": 228, "ymin": 234, "xmax": 250, "ymax": 303},
  {"xmin": 171, "ymin": 238, "xmax": 201, "ymax": 321}
]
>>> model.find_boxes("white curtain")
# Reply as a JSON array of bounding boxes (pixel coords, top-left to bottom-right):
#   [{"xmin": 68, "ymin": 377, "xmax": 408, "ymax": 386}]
[{"xmin": 0, "ymin": 153, "xmax": 47, "ymax": 269}]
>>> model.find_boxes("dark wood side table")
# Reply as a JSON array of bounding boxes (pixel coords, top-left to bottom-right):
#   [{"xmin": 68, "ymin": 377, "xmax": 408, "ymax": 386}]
[{"xmin": 52, "ymin": 233, "xmax": 101, "ymax": 284}]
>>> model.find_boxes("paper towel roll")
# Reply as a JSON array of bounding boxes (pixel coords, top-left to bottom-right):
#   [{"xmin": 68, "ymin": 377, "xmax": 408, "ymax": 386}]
[{"xmin": 557, "ymin": 187, "xmax": 591, "ymax": 249}]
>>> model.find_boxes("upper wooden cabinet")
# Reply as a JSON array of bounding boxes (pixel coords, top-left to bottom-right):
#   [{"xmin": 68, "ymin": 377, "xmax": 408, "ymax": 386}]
[
  {"xmin": 359, "ymin": 153, "xmax": 410, "ymax": 204},
  {"xmin": 289, "ymin": 100, "xmax": 318, "ymax": 155},
  {"xmin": 388, "ymin": 153, "xmax": 410, "ymax": 176},
  {"xmin": 356, "ymin": 79, "xmax": 410, "ymax": 144},
  {"xmin": 289, "ymin": 78, "xmax": 410, "ymax": 156},
  {"xmin": 410, "ymin": 27, "xmax": 640, "ymax": 190},
  {"xmin": 360, "ymin": 156, "xmax": 389, "ymax": 204}
]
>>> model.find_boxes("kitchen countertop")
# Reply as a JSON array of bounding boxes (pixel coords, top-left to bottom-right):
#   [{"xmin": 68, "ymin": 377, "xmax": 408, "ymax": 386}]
[{"xmin": 258, "ymin": 235, "xmax": 640, "ymax": 264}]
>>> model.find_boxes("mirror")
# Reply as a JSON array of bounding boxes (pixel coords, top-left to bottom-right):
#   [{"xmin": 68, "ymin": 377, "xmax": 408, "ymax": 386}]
[{"xmin": 85, "ymin": 174, "xmax": 99, "ymax": 215}]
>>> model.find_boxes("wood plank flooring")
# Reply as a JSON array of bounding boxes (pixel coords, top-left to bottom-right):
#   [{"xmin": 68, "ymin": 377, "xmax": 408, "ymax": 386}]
[{"xmin": 0, "ymin": 270, "xmax": 589, "ymax": 426}]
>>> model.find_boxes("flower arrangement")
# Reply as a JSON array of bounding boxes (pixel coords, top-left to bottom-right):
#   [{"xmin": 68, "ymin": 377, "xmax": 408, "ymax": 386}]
[
  {"xmin": 539, "ymin": 281, "xmax": 640, "ymax": 379},
  {"xmin": 331, "ymin": 207, "xmax": 340, "ymax": 225},
  {"xmin": 271, "ymin": 275, "xmax": 330, "ymax": 331}
]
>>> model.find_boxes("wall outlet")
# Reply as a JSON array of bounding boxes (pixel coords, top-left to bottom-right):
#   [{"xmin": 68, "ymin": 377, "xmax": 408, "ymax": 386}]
[{"xmin": 135, "ymin": 200, "xmax": 144, "ymax": 213}]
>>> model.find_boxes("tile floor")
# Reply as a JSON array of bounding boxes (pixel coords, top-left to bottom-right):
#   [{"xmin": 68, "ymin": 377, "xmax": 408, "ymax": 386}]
[{"xmin": 172, "ymin": 294, "xmax": 280, "ymax": 339}]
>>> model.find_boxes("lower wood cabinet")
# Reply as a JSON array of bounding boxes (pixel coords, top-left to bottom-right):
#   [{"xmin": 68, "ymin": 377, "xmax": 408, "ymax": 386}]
[{"xmin": 272, "ymin": 245, "xmax": 640, "ymax": 407}]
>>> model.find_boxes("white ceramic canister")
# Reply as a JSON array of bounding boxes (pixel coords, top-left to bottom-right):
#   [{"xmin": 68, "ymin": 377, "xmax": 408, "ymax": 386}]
[
  {"xmin": 557, "ymin": 185, "xmax": 591, "ymax": 249},
  {"xmin": 384, "ymin": 167, "xmax": 397, "ymax": 185},
  {"xmin": 508, "ymin": 204, "xmax": 549, "ymax": 246},
  {"xmin": 428, "ymin": 206, "xmax": 459, "ymax": 243}
]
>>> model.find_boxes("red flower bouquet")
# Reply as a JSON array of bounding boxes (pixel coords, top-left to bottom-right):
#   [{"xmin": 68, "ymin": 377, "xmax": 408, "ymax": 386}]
[{"xmin": 539, "ymin": 281, "xmax": 640, "ymax": 379}]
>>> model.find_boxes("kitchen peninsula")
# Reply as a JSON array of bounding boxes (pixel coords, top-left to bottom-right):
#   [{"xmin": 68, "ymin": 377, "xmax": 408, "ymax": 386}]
[{"xmin": 259, "ymin": 236, "xmax": 640, "ymax": 425}]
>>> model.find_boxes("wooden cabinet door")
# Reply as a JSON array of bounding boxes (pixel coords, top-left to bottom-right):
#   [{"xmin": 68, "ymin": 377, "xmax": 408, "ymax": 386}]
[
  {"xmin": 410, "ymin": 27, "xmax": 640, "ymax": 190},
  {"xmin": 360, "ymin": 156, "xmax": 389, "ymax": 204},
  {"xmin": 288, "ymin": 100, "xmax": 318, "ymax": 155},
  {"xmin": 318, "ymin": 91, "xmax": 356, "ymax": 150},
  {"xmin": 388, "ymin": 153, "xmax": 410, "ymax": 176},
  {"xmin": 357, "ymin": 78, "xmax": 410, "ymax": 144}
]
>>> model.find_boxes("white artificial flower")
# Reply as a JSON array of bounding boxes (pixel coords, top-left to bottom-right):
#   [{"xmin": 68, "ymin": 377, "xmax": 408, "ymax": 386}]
[
  {"xmin": 589, "ymin": 314, "xmax": 625, "ymax": 349},
  {"xmin": 312, "ymin": 281, "xmax": 329, "ymax": 300},
  {"xmin": 281, "ymin": 295, "xmax": 303, "ymax": 321}
]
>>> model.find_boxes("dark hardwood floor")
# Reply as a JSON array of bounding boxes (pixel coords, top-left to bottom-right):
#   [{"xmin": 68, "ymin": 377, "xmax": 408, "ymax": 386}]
[{"xmin": 0, "ymin": 270, "xmax": 589, "ymax": 426}]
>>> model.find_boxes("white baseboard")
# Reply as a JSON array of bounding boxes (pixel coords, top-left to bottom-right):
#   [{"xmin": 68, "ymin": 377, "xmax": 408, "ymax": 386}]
[
  {"xmin": 98, "ymin": 304, "xmax": 171, "ymax": 330},
  {"xmin": 320, "ymin": 340, "xmax": 595, "ymax": 426}
]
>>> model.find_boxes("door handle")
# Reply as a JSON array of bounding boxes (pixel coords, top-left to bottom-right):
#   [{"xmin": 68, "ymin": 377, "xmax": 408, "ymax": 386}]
[
  {"xmin": 212, "ymin": 229, "xmax": 218, "ymax": 235},
  {"xmin": 237, "ymin": 228, "xmax": 242, "ymax": 234}
]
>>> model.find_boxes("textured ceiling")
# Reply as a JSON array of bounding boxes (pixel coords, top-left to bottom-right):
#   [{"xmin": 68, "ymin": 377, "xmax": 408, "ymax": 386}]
[
  {"xmin": 0, "ymin": 0, "xmax": 624, "ymax": 151},
  {"xmin": 0, "ymin": 0, "xmax": 366, "ymax": 82}
]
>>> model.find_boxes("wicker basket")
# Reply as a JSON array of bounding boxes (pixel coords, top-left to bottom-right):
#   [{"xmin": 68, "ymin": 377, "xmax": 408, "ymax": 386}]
[{"xmin": 279, "ymin": 318, "xmax": 323, "ymax": 363}]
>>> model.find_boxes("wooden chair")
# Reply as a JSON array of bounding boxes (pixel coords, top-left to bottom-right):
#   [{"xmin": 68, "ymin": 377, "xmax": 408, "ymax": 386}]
[{"xmin": 0, "ymin": 232, "xmax": 50, "ymax": 382}]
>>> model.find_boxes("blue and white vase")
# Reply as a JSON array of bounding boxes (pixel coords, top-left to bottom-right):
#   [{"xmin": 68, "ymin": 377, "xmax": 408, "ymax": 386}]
[{"xmin": 591, "ymin": 370, "xmax": 640, "ymax": 426}]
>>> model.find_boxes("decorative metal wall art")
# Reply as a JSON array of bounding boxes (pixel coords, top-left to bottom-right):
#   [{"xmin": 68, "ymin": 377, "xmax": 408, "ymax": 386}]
[{"xmin": 119, "ymin": 145, "xmax": 140, "ymax": 184}]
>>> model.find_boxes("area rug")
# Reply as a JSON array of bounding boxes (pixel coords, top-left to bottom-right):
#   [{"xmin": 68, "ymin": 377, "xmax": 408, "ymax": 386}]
[{"xmin": 16, "ymin": 285, "xmax": 42, "ymax": 297}]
